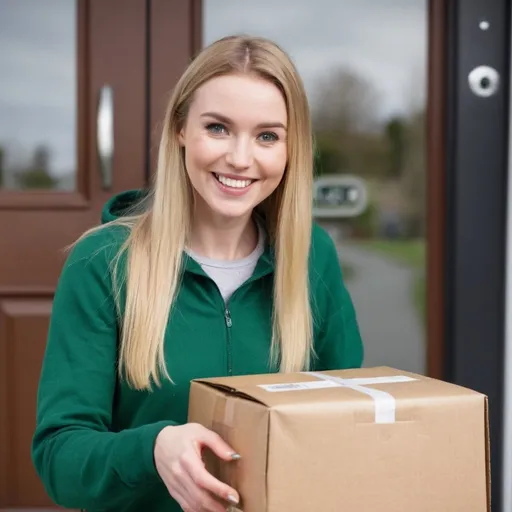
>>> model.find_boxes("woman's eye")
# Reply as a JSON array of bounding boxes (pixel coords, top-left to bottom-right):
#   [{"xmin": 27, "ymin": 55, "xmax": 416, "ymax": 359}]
[
  {"xmin": 258, "ymin": 132, "xmax": 278, "ymax": 143},
  {"xmin": 206, "ymin": 123, "xmax": 227, "ymax": 135}
]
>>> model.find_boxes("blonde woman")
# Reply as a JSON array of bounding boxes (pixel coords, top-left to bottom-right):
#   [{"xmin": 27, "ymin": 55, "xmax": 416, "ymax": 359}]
[{"xmin": 32, "ymin": 35, "xmax": 363, "ymax": 512}]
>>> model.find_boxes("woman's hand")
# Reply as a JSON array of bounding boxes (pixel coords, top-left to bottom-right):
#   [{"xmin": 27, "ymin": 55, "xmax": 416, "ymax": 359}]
[{"xmin": 154, "ymin": 423, "xmax": 240, "ymax": 512}]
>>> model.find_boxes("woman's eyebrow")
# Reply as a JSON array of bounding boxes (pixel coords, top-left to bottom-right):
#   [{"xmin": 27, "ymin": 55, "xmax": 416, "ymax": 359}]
[{"xmin": 200, "ymin": 111, "xmax": 287, "ymax": 130}]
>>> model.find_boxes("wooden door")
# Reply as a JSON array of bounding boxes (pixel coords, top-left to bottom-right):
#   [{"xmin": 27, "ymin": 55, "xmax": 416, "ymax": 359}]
[{"xmin": 0, "ymin": 0, "xmax": 148, "ymax": 508}]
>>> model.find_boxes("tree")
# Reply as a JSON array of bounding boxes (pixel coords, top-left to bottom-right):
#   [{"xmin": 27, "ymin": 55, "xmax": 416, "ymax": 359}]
[
  {"xmin": 400, "ymin": 110, "xmax": 426, "ymax": 237},
  {"xmin": 311, "ymin": 67, "xmax": 388, "ymax": 179},
  {"xmin": 385, "ymin": 117, "xmax": 406, "ymax": 178},
  {"xmin": 313, "ymin": 136, "xmax": 349, "ymax": 176},
  {"xmin": 16, "ymin": 145, "xmax": 56, "ymax": 189},
  {"xmin": 312, "ymin": 67, "xmax": 380, "ymax": 134}
]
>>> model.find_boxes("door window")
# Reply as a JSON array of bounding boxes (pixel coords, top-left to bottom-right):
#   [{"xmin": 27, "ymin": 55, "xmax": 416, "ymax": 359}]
[{"xmin": 203, "ymin": 0, "xmax": 428, "ymax": 373}]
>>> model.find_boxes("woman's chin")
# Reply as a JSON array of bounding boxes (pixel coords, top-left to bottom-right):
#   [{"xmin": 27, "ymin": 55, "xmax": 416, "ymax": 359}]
[{"xmin": 205, "ymin": 199, "xmax": 255, "ymax": 222}]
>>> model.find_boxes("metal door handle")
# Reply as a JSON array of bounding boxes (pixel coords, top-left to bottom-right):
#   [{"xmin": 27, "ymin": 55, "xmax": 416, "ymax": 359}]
[{"xmin": 97, "ymin": 85, "xmax": 114, "ymax": 190}]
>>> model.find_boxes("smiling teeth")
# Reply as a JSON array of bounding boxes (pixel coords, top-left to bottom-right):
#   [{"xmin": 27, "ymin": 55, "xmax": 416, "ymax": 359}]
[{"xmin": 216, "ymin": 174, "xmax": 253, "ymax": 189}]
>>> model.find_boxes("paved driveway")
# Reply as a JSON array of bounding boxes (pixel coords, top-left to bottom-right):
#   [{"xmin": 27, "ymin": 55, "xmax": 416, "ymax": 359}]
[{"xmin": 338, "ymin": 242, "xmax": 425, "ymax": 375}]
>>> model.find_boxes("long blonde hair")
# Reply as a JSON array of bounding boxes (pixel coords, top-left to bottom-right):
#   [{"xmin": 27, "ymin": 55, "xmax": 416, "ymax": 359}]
[{"xmin": 81, "ymin": 36, "xmax": 314, "ymax": 390}]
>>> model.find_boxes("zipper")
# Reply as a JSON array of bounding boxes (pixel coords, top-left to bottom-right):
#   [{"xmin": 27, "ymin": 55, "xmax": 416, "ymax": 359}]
[
  {"xmin": 207, "ymin": 276, "xmax": 235, "ymax": 377},
  {"xmin": 224, "ymin": 308, "xmax": 233, "ymax": 375},
  {"xmin": 221, "ymin": 275, "xmax": 269, "ymax": 376},
  {"xmin": 188, "ymin": 253, "xmax": 272, "ymax": 377}
]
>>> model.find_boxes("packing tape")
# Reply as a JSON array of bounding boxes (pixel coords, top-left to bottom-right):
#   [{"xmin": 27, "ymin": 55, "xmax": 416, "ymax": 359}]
[
  {"xmin": 305, "ymin": 372, "xmax": 416, "ymax": 424},
  {"xmin": 212, "ymin": 395, "xmax": 238, "ymax": 489},
  {"xmin": 213, "ymin": 394, "xmax": 236, "ymax": 428}
]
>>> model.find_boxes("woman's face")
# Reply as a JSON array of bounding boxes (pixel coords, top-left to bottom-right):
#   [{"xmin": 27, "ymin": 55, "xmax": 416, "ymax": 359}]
[{"xmin": 178, "ymin": 73, "xmax": 288, "ymax": 222}]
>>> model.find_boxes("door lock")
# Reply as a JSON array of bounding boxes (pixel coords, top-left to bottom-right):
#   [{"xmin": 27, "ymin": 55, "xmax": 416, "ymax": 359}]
[{"xmin": 468, "ymin": 66, "xmax": 500, "ymax": 97}]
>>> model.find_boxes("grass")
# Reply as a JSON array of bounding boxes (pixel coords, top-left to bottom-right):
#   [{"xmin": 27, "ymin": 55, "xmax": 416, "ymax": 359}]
[
  {"xmin": 355, "ymin": 239, "xmax": 425, "ymax": 268},
  {"xmin": 355, "ymin": 238, "xmax": 426, "ymax": 324}
]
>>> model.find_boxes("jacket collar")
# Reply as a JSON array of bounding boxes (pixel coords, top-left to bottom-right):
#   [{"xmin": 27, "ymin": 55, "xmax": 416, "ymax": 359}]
[{"xmin": 183, "ymin": 240, "xmax": 275, "ymax": 281}]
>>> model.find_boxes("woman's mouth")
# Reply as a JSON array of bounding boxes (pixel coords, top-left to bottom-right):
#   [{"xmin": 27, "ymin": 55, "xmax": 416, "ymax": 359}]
[{"xmin": 214, "ymin": 173, "xmax": 254, "ymax": 189}]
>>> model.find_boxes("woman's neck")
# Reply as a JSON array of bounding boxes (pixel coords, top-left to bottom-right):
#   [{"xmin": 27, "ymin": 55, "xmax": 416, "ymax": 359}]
[{"xmin": 188, "ymin": 211, "xmax": 258, "ymax": 261}]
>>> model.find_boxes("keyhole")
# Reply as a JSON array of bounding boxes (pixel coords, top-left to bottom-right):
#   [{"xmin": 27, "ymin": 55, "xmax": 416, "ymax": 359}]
[{"xmin": 480, "ymin": 76, "xmax": 491, "ymax": 89}]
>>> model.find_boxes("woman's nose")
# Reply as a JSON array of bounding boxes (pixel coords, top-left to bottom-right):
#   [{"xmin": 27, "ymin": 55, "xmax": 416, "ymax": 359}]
[{"xmin": 225, "ymin": 137, "xmax": 253, "ymax": 169}]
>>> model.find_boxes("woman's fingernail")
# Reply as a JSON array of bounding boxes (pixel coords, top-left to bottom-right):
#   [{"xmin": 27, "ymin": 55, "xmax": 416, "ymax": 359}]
[
  {"xmin": 227, "ymin": 493, "xmax": 239, "ymax": 504},
  {"xmin": 230, "ymin": 452, "xmax": 241, "ymax": 460}
]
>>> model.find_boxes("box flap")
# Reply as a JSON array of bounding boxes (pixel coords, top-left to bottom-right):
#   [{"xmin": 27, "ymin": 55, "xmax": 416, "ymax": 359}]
[{"xmin": 193, "ymin": 366, "xmax": 485, "ymax": 411}]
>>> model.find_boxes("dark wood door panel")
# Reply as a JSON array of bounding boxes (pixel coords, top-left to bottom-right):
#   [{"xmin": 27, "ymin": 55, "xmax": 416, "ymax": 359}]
[
  {"xmin": 149, "ymin": 0, "xmax": 202, "ymax": 172},
  {"xmin": 0, "ymin": 298, "xmax": 53, "ymax": 507}
]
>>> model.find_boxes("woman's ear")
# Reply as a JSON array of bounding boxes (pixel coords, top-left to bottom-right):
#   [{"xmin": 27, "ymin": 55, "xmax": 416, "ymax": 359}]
[{"xmin": 178, "ymin": 127, "xmax": 185, "ymax": 147}]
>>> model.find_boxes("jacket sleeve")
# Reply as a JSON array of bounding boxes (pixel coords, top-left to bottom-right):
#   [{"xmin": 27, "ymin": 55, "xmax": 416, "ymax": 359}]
[
  {"xmin": 312, "ymin": 231, "xmax": 364, "ymax": 371},
  {"xmin": 31, "ymin": 231, "xmax": 176, "ymax": 510}
]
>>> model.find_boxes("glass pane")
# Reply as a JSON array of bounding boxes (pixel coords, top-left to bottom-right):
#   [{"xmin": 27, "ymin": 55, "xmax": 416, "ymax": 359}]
[
  {"xmin": 0, "ymin": 0, "xmax": 76, "ymax": 191},
  {"xmin": 203, "ymin": 0, "xmax": 428, "ymax": 374}
]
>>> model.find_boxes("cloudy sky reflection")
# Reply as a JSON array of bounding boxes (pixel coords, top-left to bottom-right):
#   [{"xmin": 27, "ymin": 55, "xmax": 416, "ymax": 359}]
[{"xmin": 204, "ymin": 1, "xmax": 427, "ymax": 119}]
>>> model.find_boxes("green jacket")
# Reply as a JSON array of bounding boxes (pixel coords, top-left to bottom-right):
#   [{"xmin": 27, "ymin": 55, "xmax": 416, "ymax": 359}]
[{"xmin": 32, "ymin": 190, "xmax": 363, "ymax": 512}]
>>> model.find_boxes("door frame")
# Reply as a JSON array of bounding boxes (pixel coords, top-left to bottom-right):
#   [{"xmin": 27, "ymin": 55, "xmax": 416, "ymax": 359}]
[
  {"xmin": 443, "ymin": 0, "xmax": 510, "ymax": 510},
  {"xmin": 503, "ymin": 5, "xmax": 512, "ymax": 510},
  {"xmin": 426, "ymin": 0, "xmax": 448, "ymax": 380}
]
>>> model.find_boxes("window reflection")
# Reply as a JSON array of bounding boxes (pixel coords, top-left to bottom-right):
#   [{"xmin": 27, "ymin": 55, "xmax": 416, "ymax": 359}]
[
  {"xmin": 0, "ymin": 0, "xmax": 76, "ymax": 191},
  {"xmin": 203, "ymin": 0, "xmax": 428, "ymax": 373}
]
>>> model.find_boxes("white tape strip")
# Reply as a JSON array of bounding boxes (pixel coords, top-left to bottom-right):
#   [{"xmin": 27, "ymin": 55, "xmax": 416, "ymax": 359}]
[
  {"xmin": 306, "ymin": 372, "xmax": 416, "ymax": 424},
  {"xmin": 258, "ymin": 372, "xmax": 416, "ymax": 423},
  {"xmin": 258, "ymin": 380, "xmax": 343, "ymax": 392},
  {"xmin": 339, "ymin": 375, "xmax": 416, "ymax": 386}
]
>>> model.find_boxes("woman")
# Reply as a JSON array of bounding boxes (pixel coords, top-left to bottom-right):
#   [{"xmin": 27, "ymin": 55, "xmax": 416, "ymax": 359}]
[{"xmin": 32, "ymin": 35, "xmax": 363, "ymax": 512}]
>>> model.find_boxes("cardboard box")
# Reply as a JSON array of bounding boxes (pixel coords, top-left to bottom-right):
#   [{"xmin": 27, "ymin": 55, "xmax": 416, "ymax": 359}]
[{"xmin": 188, "ymin": 366, "xmax": 490, "ymax": 512}]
